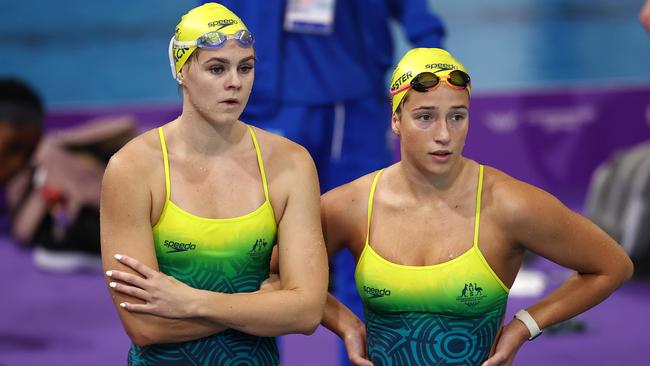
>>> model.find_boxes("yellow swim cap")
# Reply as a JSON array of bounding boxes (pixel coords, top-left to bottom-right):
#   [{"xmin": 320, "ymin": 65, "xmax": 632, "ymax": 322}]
[
  {"xmin": 389, "ymin": 48, "xmax": 470, "ymax": 113},
  {"xmin": 169, "ymin": 3, "xmax": 250, "ymax": 81}
]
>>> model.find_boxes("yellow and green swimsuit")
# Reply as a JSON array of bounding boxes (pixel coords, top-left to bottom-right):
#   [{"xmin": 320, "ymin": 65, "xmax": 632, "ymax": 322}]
[
  {"xmin": 128, "ymin": 126, "xmax": 279, "ymax": 365},
  {"xmin": 355, "ymin": 165, "xmax": 509, "ymax": 365}
]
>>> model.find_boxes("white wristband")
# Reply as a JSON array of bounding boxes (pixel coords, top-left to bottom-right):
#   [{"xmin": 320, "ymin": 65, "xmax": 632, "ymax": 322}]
[{"xmin": 514, "ymin": 309, "xmax": 542, "ymax": 340}]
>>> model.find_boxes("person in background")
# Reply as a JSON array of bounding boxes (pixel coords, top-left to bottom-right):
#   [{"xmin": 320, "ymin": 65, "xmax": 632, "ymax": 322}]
[
  {"xmin": 0, "ymin": 79, "xmax": 42, "ymax": 186},
  {"xmin": 101, "ymin": 3, "xmax": 328, "ymax": 364},
  {"xmin": 320, "ymin": 48, "xmax": 633, "ymax": 366},
  {"xmin": 641, "ymin": 0, "xmax": 650, "ymax": 33},
  {"xmin": 207, "ymin": 3, "xmax": 446, "ymax": 364},
  {"xmin": 1, "ymin": 78, "xmax": 128, "ymax": 272}
]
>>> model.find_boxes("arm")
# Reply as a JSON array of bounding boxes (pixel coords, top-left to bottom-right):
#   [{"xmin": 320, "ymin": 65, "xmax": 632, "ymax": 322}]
[
  {"xmin": 323, "ymin": 294, "xmax": 372, "ymax": 366},
  {"xmin": 390, "ymin": 0, "xmax": 446, "ymax": 47},
  {"xmin": 197, "ymin": 145, "xmax": 328, "ymax": 335},
  {"xmin": 483, "ymin": 180, "xmax": 633, "ymax": 366},
  {"xmin": 101, "ymin": 148, "xmax": 227, "ymax": 346},
  {"xmin": 320, "ymin": 183, "xmax": 373, "ymax": 366},
  {"xmin": 111, "ymin": 145, "xmax": 328, "ymax": 336},
  {"xmin": 641, "ymin": 0, "xmax": 650, "ymax": 33}
]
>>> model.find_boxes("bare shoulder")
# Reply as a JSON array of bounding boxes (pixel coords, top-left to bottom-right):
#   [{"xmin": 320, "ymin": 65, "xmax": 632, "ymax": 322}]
[
  {"xmin": 321, "ymin": 171, "xmax": 378, "ymax": 243},
  {"xmin": 321, "ymin": 171, "xmax": 378, "ymax": 254},
  {"xmin": 482, "ymin": 165, "xmax": 566, "ymax": 229},
  {"xmin": 322, "ymin": 172, "xmax": 376, "ymax": 214},
  {"xmin": 249, "ymin": 126, "xmax": 315, "ymax": 173},
  {"xmin": 104, "ymin": 128, "xmax": 162, "ymax": 184}
]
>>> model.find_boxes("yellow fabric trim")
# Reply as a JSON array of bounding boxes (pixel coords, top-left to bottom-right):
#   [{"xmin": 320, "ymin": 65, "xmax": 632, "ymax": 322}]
[
  {"xmin": 248, "ymin": 126, "xmax": 270, "ymax": 202},
  {"xmin": 473, "ymin": 165, "xmax": 484, "ymax": 248},
  {"xmin": 158, "ymin": 127, "xmax": 171, "ymax": 202},
  {"xmin": 366, "ymin": 169, "xmax": 386, "ymax": 246},
  {"xmin": 476, "ymin": 244, "xmax": 510, "ymax": 292}
]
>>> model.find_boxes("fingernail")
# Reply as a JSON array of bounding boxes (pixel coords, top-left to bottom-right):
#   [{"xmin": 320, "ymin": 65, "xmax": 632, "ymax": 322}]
[
  {"xmin": 109, "ymin": 282, "xmax": 117, "ymax": 288},
  {"xmin": 105, "ymin": 270, "xmax": 113, "ymax": 277},
  {"xmin": 119, "ymin": 302, "xmax": 126, "ymax": 308},
  {"xmin": 114, "ymin": 254, "xmax": 123, "ymax": 260}
]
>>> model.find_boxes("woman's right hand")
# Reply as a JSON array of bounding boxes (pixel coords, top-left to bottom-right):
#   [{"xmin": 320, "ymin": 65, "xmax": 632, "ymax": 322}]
[
  {"xmin": 342, "ymin": 321, "xmax": 373, "ymax": 366},
  {"xmin": 258, "ymin": 273, "xmax": 281, "ymax": 292}
]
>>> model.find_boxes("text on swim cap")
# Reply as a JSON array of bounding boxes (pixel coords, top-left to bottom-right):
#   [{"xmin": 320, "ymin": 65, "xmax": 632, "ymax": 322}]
[
  {"xmin": 391, "ymin": 71, "xmax": 412, "ymax": 91},
  {"xmin": 208, "ymin": 19, "xmax": 238, "ymax": 28},
  {"xmin": 174, "ymin": 47, "xmax": 189, "ymax": 62},
  {"xmin": 425, "ymin": 63, "xmax": 458, "ymax": 72}
]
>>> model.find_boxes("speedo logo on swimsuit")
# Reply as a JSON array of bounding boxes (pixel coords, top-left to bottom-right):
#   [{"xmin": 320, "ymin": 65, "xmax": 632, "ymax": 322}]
[
  {"xmin": 249, "ymin": 238, "xmax": 269, "ymax": 258},
  {"xmin": 456, "ymin": 282, "xmax": 487, "ymax": 307},
  {"xmin": 363, "ymin": 286, "xmax": 392, "ymax": 299},
  {"xmin": 425, "ymin": 63, "xmax": 458, "ymax": 72},
  {"xmin": 208, "ymin": 19, "xmax": 237, "ymax": 29},
  {"xmin": 163, "ymin": 240, "xmax": 197, "ymax": 253}
]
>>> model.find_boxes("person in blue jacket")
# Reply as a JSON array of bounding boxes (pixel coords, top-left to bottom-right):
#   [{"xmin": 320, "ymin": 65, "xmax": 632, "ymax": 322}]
[
  {"xmin": 207, "ymin": 0, "xmax": 445, "ymax": 190},
  {"xmin": 201, "ymin": 2, "xmax": 445, "ymax": 364}
]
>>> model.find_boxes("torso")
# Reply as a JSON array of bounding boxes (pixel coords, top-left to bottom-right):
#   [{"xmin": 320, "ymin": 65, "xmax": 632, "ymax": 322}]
[
  {"xmin": 345, "ymin": 160, "xmax": 523, "ymax": 288},
  {"xmin": 338, "ymin": 159, "xmax": 524, "ymax": 365},
  {"xmin": 124, "ymin": 121, "xmax": 293, "ymax": 366},
  {"xmin": 143, "ymin": 121, "xmax": 290, "ymax": 227}
]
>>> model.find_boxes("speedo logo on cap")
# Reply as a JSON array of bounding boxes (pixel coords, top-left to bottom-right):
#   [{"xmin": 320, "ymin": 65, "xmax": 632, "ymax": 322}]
[
  {"xmin": 425, "ymin": 63, "xmax": 458, "ymax": 72},
  {"xmin": 208, "ymin": 19, "xmax": 238, "ymax": 29}
]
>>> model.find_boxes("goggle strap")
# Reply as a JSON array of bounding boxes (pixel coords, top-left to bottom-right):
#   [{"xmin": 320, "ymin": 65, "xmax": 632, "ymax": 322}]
[
  {"xmin": 168, "ymin": 36, "xmax": 181, "ymax": 83},
  {"xmin": 389, "ymin": 83, "xmax": 413, "ymax": 96},
  {"xmin": 389, "ymin": 71, "xmax": 470, "ymax": 95},
  {"xmin": 173, "ymin": 39, "xmax": 199, "ymax": 48}
]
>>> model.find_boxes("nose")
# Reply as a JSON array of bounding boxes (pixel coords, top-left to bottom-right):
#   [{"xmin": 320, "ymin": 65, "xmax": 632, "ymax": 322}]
[
  {"xmin": 433, "ymin": 120, "xmax": 451, "ymax": 145},
  {"xmin": 225, "ymin": 69, "xmax": 242, "ymax": 90}
]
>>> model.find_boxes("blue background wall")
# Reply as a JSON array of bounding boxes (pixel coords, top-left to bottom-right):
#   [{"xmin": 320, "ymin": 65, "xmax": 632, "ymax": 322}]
[{"xmin": 2, "ymin": 1, "xmax": 648, "ymax": 108}]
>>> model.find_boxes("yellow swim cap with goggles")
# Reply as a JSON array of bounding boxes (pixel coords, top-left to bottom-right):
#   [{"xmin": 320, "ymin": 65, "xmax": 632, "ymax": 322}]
[
  {"xmin": 168, "ymin": 3, "xmax": 254, "ymax": 83},
  {"xmin": 389, "ymin": 48, "xmax": 471, "ymax": 113}
]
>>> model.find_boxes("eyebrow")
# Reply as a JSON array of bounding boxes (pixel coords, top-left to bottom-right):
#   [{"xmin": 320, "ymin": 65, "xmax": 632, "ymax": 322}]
[
  {"xmin": 412, "ymin": 105, "xmax": 468, "ymax": 112},
  {"xmin": 203, "ymin": 56, "xmax": 256, "ymax": 65}
]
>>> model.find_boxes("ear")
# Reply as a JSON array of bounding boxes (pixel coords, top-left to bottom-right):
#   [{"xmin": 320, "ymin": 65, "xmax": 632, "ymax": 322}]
[
  {"xmin": 391, "ymin": 112, "xmax": 401, "ymax": 136},
  {"xmin": 176, "ymin": 71, "xmax": 184, "ymax": 85}
]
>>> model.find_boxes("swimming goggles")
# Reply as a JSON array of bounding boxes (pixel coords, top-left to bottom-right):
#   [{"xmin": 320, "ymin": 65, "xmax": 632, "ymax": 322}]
[
  {"xmin": 168, "ymin": 29, "xmax": 255, "ymax": 82},
  {"xmin": 173, "ymin": 29, "xmax": 254, "ymax": 49},
  {"xmin": 390, "ymin": 70, "xmax": 471, "ymax": 95}
]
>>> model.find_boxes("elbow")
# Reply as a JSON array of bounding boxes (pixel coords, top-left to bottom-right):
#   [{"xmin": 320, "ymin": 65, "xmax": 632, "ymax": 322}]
[
  {"xmin": 127, "ymin": 331, "xmax": 152, "ymax": 347},
  {"xmin": 621, "ymin": 256, "xmax": 634, "ymax": 284},
  {"xmin": 298, "ymin": 299, "xmax": 325, "ymax": 335},
  {"xmin": 297, "ymin": 312, "xmax": 322, "ymax": 335},
  {"xmin": 605, "ymin": 253, "xmax": 634, "ymax": 290},
  {"xmin": 125, "ymin": 326, "xmax": 159, "ymax": 347}
]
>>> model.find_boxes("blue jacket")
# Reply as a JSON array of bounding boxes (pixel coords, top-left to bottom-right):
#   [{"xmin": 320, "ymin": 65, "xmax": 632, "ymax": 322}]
[{"xmin": 204, "ymin": 1, "xmax": 445, "ymax": 115}]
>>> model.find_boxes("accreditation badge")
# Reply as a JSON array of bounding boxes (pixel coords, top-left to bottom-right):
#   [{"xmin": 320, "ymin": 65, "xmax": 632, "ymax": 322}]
[{"xmin": 284, "ymin": 0, "xmax": 336, "ymax": 35}]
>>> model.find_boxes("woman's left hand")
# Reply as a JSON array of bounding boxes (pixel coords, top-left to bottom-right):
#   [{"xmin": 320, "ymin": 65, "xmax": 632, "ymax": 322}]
[
  {"xmin": 481, "ymin": 320, "xmax": 529, "ymax": 366},
  {"xmin": 106, "ymin": 254, "xmax": 201, "ymax": 319}
]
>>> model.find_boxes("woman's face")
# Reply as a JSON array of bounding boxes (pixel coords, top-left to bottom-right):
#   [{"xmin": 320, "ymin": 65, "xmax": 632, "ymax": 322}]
[
  {"xmin": 179, "ymin": 40, "xmax": 255, "ymax": 125},
  {"xmin": 392, "ymin": 84, "xmax": 470, "ymax": 176}
]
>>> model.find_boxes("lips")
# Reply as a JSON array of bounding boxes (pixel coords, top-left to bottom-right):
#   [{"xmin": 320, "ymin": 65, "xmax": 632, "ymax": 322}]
[
  {"xmin": 221, "ymin": 98, "xmax": 239, "ymax": 106},
  {"xmin": 429, "ymin": 150, "xmax": 452, "ymax": 162},
  {"xmin": 430, "ymin": 150, "xmax": 451, "ymax": 156}
]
